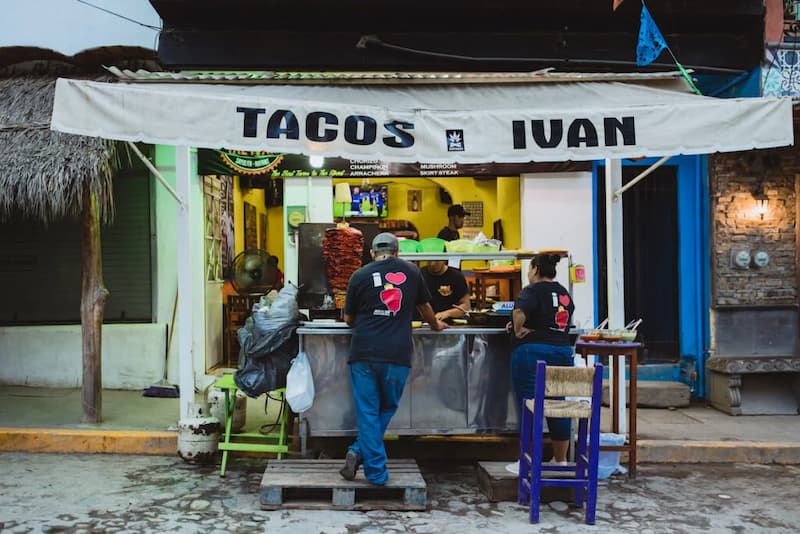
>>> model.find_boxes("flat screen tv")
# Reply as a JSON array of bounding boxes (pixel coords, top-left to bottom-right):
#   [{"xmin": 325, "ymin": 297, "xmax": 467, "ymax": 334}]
[{"xmin": 333, "ymin": 184, "xmax": 389, "ymax": 218}]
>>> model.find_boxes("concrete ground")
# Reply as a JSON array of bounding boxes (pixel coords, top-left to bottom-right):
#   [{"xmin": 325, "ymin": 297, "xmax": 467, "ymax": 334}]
[
  {"xmin": 1, "ymin": 385, "xmax": 799, "ymax": 463},
  {"xmin": 1, "ymin": 452, "xmax": 799, "ymax": 533}
]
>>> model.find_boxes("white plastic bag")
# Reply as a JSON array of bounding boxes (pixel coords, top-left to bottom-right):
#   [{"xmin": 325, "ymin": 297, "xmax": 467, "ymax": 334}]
[
  {"xmin": 286, "ymin": 351, "xmax": 315, "ymax": 413},
  {"xmin": 597, "ymin": 433, "xmax": 627, "ymax": 479}
]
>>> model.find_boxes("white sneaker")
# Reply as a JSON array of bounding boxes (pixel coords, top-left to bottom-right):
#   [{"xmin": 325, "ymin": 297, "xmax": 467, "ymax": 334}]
[{"xmin": 505, "ymin": 459, "xmax": 567, "ymax": 475}]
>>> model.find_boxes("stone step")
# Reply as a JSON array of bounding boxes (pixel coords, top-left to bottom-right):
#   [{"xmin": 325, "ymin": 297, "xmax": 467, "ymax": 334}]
[
  {"xmin": 477, "ymin": 461, "xmax": 574, "ymax": 503},
  {"xmin": 602, "ymin": 380, "xmax": 691, "ymax": 408}
]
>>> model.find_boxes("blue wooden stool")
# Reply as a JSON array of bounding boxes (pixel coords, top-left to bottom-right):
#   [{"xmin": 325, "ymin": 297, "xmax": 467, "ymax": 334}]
[
  {"xmin": 214, "ymin": 374, "xmax": 291, "ymax": 477},
  {"xmin": 517, "ymin": 361, "xmax": 603, "ymax": 525}
]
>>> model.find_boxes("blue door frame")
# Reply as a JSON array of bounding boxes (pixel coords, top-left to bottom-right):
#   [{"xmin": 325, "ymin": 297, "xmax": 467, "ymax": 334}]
[{"xmin": 592, "ymin": 156, "xmax": 710, "ymax": 397}]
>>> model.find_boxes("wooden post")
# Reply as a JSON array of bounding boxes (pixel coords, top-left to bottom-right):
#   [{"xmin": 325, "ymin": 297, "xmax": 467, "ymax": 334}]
[{"xmin": 80, "ymin": 184, "xmax": 109, "ymax": 423}]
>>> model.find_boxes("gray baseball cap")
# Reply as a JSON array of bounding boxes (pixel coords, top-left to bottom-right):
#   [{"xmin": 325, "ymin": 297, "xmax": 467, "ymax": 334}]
[{"xmin": 372, "ymin": 232, "xmax": 399, "ymax": 252}]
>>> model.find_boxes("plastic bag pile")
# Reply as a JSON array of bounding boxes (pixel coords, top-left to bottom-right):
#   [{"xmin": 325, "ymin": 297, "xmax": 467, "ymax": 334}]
[{"xmin": 234, "ymin": 284, "xmax": 304, "ymax": 397}]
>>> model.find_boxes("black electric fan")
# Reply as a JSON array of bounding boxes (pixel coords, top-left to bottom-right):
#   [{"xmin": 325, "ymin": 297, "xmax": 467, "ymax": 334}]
[{"xmin": 231, "ymin": 248, "xmax": 278, "ymax": 295}]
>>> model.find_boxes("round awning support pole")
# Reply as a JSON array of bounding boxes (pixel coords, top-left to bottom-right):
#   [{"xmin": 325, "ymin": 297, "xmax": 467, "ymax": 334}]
[
  {"xmin": 612, "ymin": 155, "xmax": 671, "ymax": 199},
  {"xmin": 126, "ymin": 141, "xmax": 186, "ymax": 209}
]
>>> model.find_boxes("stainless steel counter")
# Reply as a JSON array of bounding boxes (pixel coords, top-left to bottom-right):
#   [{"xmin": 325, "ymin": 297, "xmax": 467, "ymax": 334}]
[
  {"xmin": 297, "ymin": 325, "xmax": 508, "ymax": 335},
  {"xmin": 297, "ymin": 327, "xmax": 517, "ymax": 446}
]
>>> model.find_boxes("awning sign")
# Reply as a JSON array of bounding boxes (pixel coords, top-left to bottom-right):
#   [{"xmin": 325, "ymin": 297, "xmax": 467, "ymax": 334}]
[{"xmin": 51, "ymin": 79, "xmax": 793, "ymax": 163}]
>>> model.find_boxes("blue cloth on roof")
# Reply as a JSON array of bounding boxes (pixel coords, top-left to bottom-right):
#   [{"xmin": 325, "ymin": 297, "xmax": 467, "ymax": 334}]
[{"xmin": 637, "ymin": 4, "xmax": 667, "ymax": 66}]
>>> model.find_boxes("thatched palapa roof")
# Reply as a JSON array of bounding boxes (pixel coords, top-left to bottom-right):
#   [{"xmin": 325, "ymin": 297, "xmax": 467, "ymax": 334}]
[{"xmin": 0, "ymin": 75, "xmax": 117, "ymax": 223}]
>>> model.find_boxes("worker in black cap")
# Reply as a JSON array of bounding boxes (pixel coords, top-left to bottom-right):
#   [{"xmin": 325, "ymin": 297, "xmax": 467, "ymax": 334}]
[{"xmin": 437, "ymin": 204, "xmax": 471, "ymax": 241}]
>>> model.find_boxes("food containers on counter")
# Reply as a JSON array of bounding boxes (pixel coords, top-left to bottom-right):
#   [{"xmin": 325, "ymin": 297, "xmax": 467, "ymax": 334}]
[{"xmin": 445, "ymin": 239, "xmax": 476, "ymax": 253}]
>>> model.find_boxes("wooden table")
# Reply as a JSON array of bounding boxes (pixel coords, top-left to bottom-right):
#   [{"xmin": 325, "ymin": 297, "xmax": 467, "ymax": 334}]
[
  {"xmin": 575, "ymin": 341, "xmax": 641, "ymax": 478},
  {"xmin": 471, "ymin": 269, "xmax": 522, "ymax": 309}
]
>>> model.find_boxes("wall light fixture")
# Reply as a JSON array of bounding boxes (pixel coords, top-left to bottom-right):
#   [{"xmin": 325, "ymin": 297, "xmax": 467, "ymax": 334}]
[{"xmin": 753, "ymin": 191, "xmax": 769, "ymax": 220}]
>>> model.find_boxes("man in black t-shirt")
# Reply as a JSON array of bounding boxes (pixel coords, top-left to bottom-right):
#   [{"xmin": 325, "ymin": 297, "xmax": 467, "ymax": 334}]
[
  {"xmin": 421, "ymin": 261, "xmax": 471, "ymax": 322},
  {"xmin": 340, "ymin": 233, "xmax": 447, "ymax": 485},
  {"xmin": 436, "ymin": 204, "xmax": 470, "ymax": 241}
]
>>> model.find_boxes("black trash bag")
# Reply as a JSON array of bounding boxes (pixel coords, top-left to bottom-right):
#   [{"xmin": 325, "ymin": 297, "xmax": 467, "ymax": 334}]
[
  {"xmin": 233, "ymin": 285, "xmax": 304, "ymax": 398},
  {"xmin": 234, "ymin": 328, "xmax": 299, "ymax": 398},
  {"xmin": 238, "ymin": 315, "xmax": 299, "ymax": 360}
]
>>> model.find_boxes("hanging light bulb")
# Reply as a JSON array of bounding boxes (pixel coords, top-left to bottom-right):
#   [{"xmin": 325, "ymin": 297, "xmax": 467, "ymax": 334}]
[{"xmin": 754, "ymin": 194, "xmax": 769, "ymax": 220}]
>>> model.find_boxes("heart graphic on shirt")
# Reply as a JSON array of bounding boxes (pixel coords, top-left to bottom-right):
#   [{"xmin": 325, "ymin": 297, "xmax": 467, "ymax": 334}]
[
  {"xmin": 559, "ymin": 294, "xmax": 571, "ymax": 307},
  {"xmin": 380, "ymin": 287, "xmax": 403, "ymax": 313},
  {"xmin": 555, "ymin": 308, "xmax": 569, "ymax": 330},
  {"xmin": 385, "ymin": 272, "xmax": 407, "ymax": 285}
]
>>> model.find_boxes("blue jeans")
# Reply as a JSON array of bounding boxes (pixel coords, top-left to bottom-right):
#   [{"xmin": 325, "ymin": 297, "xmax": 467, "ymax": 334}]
[
  {"xmin": 348, "ymin": 362, "xmax": 410, "ymax": 485},
  {"xmin": 510, "ymin": 343, "xmax": 574, "ymax": 441}
]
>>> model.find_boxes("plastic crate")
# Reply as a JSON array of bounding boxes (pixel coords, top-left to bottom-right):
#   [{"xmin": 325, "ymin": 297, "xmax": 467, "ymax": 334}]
[
  {"xmin": 418, "ymin": 237, "xmax": 446, "ymax": 253},
  {"xmin": 399, "ymin": 239, "xmax": 419, "ymax": 253},
  {"xmin": 445, "ymin": 239, "xmax": 475, "ymax": 253}
]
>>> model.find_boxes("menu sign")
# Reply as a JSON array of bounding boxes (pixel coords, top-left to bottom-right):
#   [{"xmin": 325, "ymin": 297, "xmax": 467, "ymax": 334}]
[{"xmin": 197, "ymin": 149, "xmax": 589, "ymax": 179}]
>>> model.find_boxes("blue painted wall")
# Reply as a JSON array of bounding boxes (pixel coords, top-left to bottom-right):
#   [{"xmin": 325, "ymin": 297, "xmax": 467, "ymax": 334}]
[{"xmin": 592, "ymin": 156, "xmax": 710, "ymax": 397}]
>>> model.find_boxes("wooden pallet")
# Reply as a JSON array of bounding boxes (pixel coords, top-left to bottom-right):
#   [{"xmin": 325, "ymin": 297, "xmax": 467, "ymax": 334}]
[{"xmin": 260, "ymin": 459, "xmax": 427, "ymax": 511}]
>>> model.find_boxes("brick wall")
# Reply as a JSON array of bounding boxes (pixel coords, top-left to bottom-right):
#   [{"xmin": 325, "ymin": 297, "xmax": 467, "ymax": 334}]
[{"xmin": 710, "ymin": 149, "xmax": 797, "ymax": 305}]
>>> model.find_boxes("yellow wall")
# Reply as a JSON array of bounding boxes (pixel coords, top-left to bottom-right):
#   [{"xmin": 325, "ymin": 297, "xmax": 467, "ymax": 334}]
[
  {"xmin": 267, "ymin": 203, "xmax": 283, "ymax": 267},
  {"xmin": 230, "ymin": 176, "xmax": 519, "ymax": 270},
  {"xmin": 232, "ymin": 176, "xmax": 285, "ymax": 269},
  {"xmin": 497, "ymin": 176, "xmax": 521, "ymax": 249}
]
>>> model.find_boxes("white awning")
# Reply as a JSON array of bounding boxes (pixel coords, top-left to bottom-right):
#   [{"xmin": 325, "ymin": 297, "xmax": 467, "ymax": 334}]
[{"xmin": 51, "ymin": 77, "xmax": 793, "ymax": 162}]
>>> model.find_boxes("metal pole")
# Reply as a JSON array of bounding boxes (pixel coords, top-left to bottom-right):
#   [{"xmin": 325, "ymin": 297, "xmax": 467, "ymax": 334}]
[
  {"xmin": 613, "ymin": 155, "xmax": 670, "ymax": 199},
  {"xmin": 126, "ymin": 141, "xmax": 185, "ymax": 208},
  {"xmin": 767, "ymin": 41, "xmax": 800, "ymax": 49}
]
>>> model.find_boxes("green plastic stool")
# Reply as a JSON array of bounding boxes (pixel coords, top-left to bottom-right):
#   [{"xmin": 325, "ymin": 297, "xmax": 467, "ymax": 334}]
[{"xmin": 214, "ymin": 374, "xmax": 291, "ymax": 477}]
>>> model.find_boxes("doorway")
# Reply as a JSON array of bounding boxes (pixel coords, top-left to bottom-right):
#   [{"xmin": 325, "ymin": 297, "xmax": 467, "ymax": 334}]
[{"xmin": 596, "ymin": 165, "xmax": 680, "ymax": 364}]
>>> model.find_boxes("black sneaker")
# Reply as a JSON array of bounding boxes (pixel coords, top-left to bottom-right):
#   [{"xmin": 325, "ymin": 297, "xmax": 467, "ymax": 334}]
[{"xmin": 339, "ymin": 450, "xmax": 362, "ymax": 481}]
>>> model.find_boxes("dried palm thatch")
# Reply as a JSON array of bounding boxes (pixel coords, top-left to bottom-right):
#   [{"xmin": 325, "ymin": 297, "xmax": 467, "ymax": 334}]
[{"xmin": 0, "ymin": 75, "xmax": 121, "ymax": 224}]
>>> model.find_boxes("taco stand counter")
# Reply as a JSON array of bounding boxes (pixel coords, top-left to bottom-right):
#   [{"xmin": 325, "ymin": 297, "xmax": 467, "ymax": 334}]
[
  {"xmin": 294, "ymin": 248, "xmax": 576, "ymax": 453},
  {"xmin": 295, "ymin": 324, "xmax": 516, "ymax": 454}
]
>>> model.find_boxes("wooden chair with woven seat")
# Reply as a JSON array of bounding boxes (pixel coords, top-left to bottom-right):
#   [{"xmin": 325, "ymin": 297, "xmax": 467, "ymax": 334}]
[{"xmin": 518, "ymin": 360, "xmax": 603, "ymax": 525}]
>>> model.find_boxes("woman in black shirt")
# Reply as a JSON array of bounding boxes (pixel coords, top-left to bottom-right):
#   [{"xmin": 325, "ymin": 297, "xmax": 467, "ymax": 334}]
[{"xmin": 510, "ymin": 253, "xmax": 575, "ymax": 464}]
